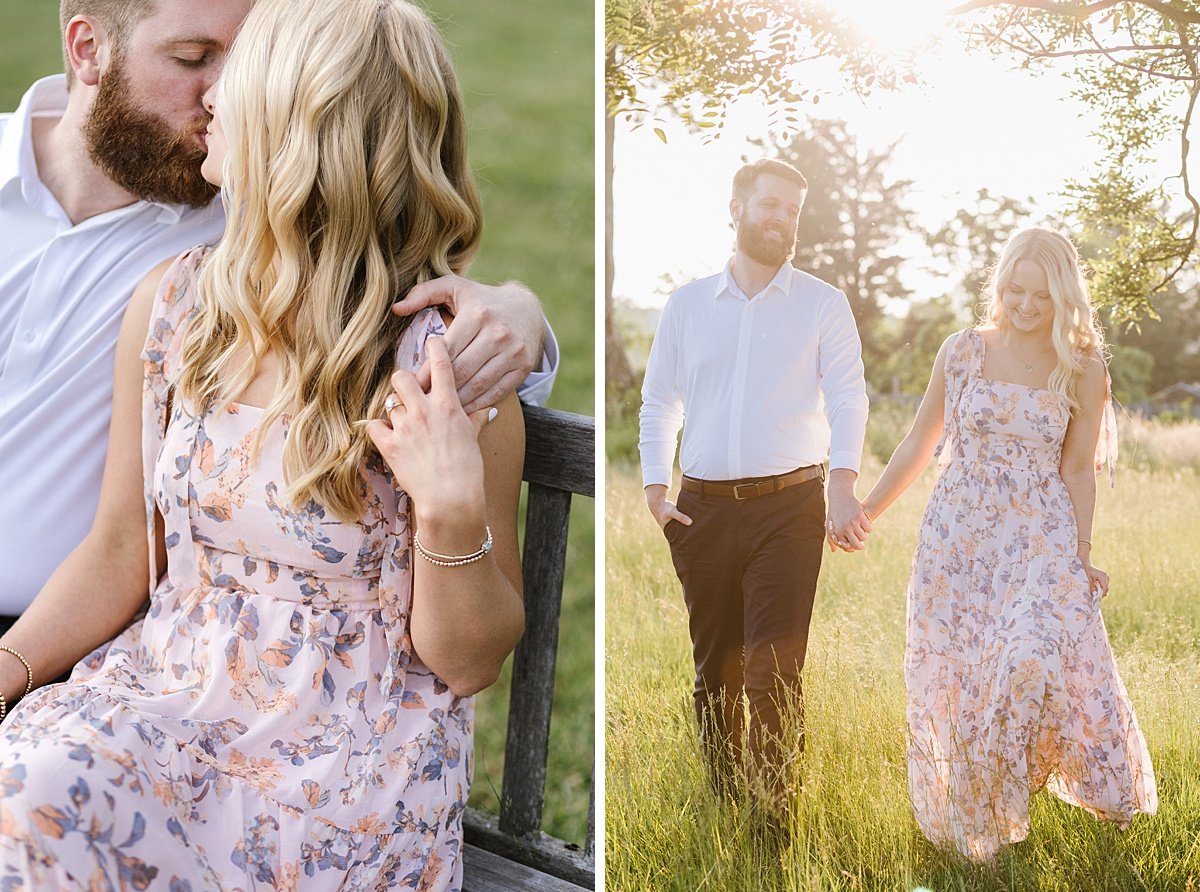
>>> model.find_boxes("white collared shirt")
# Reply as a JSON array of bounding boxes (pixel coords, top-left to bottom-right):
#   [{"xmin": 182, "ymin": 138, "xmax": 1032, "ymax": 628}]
[
  {"xmin": 0, "ymin": 76, "xmax": 228, "ymax": 614},
  {"xmin": 639, "ymin": 259, "xmax": 869, "ymax": 488}
]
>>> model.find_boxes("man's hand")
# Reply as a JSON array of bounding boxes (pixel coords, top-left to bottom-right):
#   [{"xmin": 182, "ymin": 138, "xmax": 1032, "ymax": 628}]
[
  {"xmin": 825, "ymin": 468, "xmax": 871, "ymax": 552},
  {"xmin": 645, "ymin": 484, "xmax": 692, "ymax": 533},
  {"xmin": 391, "ymin": 275, "xmax": 546, "ymax": 413}
]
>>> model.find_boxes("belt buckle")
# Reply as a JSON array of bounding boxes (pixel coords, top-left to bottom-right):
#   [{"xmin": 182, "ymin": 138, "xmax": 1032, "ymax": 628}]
[{"xmin": 732, "ymin": 481, "xmax": 759, "ymax": 500}]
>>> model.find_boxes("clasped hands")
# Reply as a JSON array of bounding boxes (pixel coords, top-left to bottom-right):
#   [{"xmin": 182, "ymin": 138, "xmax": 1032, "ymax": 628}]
[{"xmin": 824, "ymin": 469, "xmax": 871, "ymax": 553}]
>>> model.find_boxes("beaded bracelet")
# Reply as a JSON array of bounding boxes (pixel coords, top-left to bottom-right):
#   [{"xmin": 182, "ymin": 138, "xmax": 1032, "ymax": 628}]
[
  {"xmin": 414, "ymin": 526, "xmax": 494, "ymax": 567},
  {"xmin": 0, "ymin": 645, "xmax": 34, "ymax": 699}
]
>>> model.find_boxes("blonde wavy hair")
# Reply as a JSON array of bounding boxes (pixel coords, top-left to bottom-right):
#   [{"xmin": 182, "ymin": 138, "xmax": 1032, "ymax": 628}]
[
  {"xmin": 980, "ymin": 226, "xmax": 1106, "ymax": 413},
  {"xmin": 178, "ymin": 0, "xmax": 482, "ymax": 522}
]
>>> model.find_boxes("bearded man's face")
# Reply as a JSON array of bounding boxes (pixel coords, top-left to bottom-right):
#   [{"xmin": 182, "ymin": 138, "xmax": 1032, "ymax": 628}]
[
  {"xmin": 733, "ymin": 173, "xmax": 804, "ymax": 268},
  {"xmin": 83, "ymin": 53, "xmax": 218, "ymax": 208}
]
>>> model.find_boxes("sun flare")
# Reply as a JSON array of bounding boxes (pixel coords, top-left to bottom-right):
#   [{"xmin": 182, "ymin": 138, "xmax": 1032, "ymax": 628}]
[{"xmin": 821, "ymin": 0, "xmax": 953, "ymax": 55}]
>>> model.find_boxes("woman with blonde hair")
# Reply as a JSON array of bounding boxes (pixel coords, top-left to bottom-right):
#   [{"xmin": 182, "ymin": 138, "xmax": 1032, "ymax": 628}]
[
  {"xmin": 0, "ymin": 0, "xmax": 524, "ymax": 887},
  {"xmin": 860, "ymin": 226, "xmax": 1156, "ymax": 861}
]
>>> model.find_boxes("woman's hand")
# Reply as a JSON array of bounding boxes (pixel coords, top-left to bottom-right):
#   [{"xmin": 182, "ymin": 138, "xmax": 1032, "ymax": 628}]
[
  {"xmin": 1080, "ymin": 559, "xmax": 1110, "ymax": 599},
  {"xmin": 367, "ymin": 337, "xmax": 494, "ymax": 535}
]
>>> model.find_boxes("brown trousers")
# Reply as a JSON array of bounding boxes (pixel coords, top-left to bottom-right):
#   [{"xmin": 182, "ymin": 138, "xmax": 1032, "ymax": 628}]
[{"xmin": 665, "ymin": 474, "xmax": 825, "ymax": 799}]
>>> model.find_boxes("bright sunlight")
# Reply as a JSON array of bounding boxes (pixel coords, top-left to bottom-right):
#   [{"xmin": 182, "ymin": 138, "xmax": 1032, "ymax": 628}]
[{"xmin": 820, "ymin": 0, "xmax": 953, "ymax": 54}]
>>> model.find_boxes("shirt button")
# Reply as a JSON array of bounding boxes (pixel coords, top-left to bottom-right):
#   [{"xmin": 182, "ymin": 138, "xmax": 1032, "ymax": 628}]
[{"xmin": 21, "ymin": 330, "xmax": 34, "ymax": 343}]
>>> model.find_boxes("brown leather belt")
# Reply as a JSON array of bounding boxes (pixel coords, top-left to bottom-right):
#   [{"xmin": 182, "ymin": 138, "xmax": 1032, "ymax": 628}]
[{"xmin": 681, "ymin": 465, "xmax": 824, "ymax": 500}]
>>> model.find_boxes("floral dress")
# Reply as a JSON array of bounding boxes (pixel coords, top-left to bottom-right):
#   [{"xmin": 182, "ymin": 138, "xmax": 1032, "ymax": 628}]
[
  {"xmin": 0, "ymin": 248, "xmax": 470, "ymax": 890},
  {"xmin": 906, "ymin": 328, "xmax": 1156, "ymax": 862}
]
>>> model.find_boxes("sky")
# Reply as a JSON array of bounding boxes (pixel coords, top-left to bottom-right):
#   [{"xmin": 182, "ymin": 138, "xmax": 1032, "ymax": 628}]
[{"xmin": 611, "ymin": 3, "xmax": 1186, "ymax": 311}]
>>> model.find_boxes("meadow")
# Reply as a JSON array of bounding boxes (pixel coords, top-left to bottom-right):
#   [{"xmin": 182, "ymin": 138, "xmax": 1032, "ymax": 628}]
[
  {"xmin": 0, "ymin": 0, "xmax": 594, "ymax": 844},
  {"xmin": 606, "ymin": 414, "xmax": 1200, "ymax": 890}
]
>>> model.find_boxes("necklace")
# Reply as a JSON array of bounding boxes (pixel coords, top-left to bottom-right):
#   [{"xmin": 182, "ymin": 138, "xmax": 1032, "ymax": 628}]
[{"xmin": 1004, "ymin": 337, "xmax": 1042, "ymax": 373}]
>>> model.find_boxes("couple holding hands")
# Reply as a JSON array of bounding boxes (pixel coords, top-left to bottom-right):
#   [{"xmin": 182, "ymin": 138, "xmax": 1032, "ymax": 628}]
[{"xmin": 639, "ymin": 158, "xmax": 1156, "ymax": 862}]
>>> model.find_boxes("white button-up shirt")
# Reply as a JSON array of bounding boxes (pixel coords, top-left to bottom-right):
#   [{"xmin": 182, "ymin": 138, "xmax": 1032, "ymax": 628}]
[
  {"xmin": 639, "ymin": 259, "xmax": 869, "ymax": 488},
  {"xmin": 0, "ymin": 76, "xmax": 227, "ymax": 614}
]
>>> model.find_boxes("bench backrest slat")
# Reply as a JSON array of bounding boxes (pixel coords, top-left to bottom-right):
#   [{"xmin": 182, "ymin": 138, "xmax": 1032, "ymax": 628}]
[
  {"xmin": 501, "ymin": 481, "xmax": 573, "ymax": 836},
  {"xmin": 468, "ymin": 405, "xmax": 595, "ymax": 889}
]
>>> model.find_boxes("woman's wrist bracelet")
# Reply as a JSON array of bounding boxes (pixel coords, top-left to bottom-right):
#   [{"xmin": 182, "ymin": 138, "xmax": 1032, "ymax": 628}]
[
  {"xmin": 0, "ymin": 646, "xmax": 34, "ymax": 700},
  {"xmin": 413, "ymin": 526, "xmax": 493, "ymax": 567},
  {"xmin": 1078, "ymin": 538, "xmax": 1092, "ymax": 551}
]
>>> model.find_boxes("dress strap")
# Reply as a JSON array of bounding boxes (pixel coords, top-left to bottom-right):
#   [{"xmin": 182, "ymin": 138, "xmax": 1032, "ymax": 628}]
[
  {"xmin": 139, "ymin": 246, "xmax": 210, "ymax": 588},
  {"xmin": 1095, "ymin": 357, "xmax": 1118, "ymax": 487},
  {"xmin": 932, "ymin": 328, "xmax": 978, "ymax": 466},
  {"xmin": 376, "ymin": 308, "xmax": 449, "ymax": 703}
]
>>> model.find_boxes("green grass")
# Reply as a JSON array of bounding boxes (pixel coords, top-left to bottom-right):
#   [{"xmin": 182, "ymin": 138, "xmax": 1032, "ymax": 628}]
[
  {"xmin": 0, "ymin": 0, "xmax": 594, "ymax": 845},
  {"xmin": 606, "ymin": 416, "xmax": 1200, "ymax": 890}
]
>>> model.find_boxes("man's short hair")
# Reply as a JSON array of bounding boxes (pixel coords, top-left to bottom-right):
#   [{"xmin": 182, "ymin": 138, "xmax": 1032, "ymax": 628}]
[
  {"xmin": 732, "ymin": 159, "xmax": 808, "ymax": 202},
  {"xmin": 60, "ymin": 0, "xmax": 158, "ymax": 87}
]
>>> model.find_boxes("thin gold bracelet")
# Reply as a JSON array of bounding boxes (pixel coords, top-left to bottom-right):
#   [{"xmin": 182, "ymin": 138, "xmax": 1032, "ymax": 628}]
[
  {"xmin": 1078, "ymin": 538, "xmax": 1092, "ymax": 550},
  {"xmin": 0, "ymin": 646, "xmax": 33, "ymax": 699}
]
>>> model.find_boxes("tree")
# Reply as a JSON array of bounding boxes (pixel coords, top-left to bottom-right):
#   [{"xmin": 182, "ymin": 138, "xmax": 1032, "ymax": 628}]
[
  {"xmin": 927, "ymin": 188, "xmax": 1036, "ymax": 311},
  {"xmin": 763, "ymin": 120, "xmax": 921, "ymax": 387},
  {"xmin": 949, "ymin": 0, "xmax": 1200, "ymax": 324},
  {"xmin": 879, "ymin": 295, "xmax": 969, "ymax": 395},
  {"xmin": 604, "ymin": 0, "xmax": 913, "ymax": 390}
]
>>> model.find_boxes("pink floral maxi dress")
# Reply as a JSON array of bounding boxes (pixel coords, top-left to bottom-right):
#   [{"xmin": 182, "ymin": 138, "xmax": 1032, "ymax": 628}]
[
  {"xmin": 0, "ymin": 249, "xmax": 471, "ymax": 890},
  {"xmin": 905, "ymin": 328, "xmax": 1156, "ymax": 861}
]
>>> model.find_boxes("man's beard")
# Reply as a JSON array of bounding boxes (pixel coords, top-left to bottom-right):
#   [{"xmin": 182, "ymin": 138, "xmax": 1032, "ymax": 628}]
[
  {"xmin": 737, "ymin": 218, "xmax": 795, "ymax": 268},
  {"xmin": 84, "ymin": 60, "xmax": 218, "ymax": 208}
]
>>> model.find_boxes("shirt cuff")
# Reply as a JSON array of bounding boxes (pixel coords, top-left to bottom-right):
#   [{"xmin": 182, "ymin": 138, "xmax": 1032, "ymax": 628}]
[
  {"xmin": 641, "ymin": 466, "xmax": 673, "ymax": 489},
  {"xmin": 828, "ymin": 451, "xmax": 862, "ymax": 475},
  {"xmin": 516, "ymin": 319, "xmax": 559, "ymax": 406}
]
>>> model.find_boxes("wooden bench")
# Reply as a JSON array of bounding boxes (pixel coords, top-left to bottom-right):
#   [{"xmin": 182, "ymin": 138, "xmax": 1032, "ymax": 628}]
[{"xmin": 462, "ymin": 404, "xmax": 596, "ymax": 891}]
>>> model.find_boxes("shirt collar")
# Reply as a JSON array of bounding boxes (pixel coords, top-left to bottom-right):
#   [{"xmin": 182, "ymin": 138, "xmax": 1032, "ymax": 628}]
[
  {"xmin": 0, "ymin": 73, "xmax": 191, "ymax": 226},
  {"xmin": 715, "ymin": 258, "xmax": 794, "ymax": 302},
  {"xmin": 0, "ymin": 75, "xmax": 67, "ymax": 203}
]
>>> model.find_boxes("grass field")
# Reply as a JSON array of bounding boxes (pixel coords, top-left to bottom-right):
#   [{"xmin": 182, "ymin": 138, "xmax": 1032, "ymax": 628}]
[
  {"xmin": 606, "ymin": 416, "xmax": 1200, "ymax": 890},
  {"xmin": 0, "ymin": 0, "xmax": 594, "ymax": 844}
]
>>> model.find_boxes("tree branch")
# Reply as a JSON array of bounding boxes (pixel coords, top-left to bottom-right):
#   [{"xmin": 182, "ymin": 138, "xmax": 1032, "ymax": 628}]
[
  {"xmin": 949, "ymin": 0, "xmax": 1121, "ymax": 19},
  {"xmin": 1157, "ymin": 23, "xmax": 1200, "ymax": 293},
  {"xmin": 949, "ymin": 0, "xmax": 1200, "ymax": 26},
  {"xmin": 965, "ymin": 25, "xmax": 1199, "ymax": 81}
]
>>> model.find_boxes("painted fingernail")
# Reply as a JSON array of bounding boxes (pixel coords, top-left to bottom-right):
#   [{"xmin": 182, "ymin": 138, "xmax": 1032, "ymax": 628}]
[{"xmin": 487, "ymin": 407, "xmax": 498, "ymax": 422}]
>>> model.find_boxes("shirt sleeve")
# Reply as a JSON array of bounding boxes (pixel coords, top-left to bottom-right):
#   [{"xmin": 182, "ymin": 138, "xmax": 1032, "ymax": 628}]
[
  {"xmin": 818, "ymin": 289, "xmax": 869, "ymax": 474},
  {"xmin": 515, "ymin": 317, "xmax": 558, "ymax": 407},
  {"xmin": 638, "ymin": 297, "xmax": 685, "ymax": 488}
]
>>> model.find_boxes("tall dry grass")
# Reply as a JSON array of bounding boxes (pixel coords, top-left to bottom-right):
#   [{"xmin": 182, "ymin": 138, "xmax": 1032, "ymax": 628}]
[{"xmin": 606, "ymin": 417, "xmax": 1200, "ymax": 891}]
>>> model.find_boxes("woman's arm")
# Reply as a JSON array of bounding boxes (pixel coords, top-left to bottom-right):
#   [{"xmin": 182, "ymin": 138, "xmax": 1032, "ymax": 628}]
[
  {"xmin": 368, "ymin": 335, "xmax": 524, "ymax": 698},
  {"xmin": 860, "ymin": 334, "xmax": 954, "ymax": 523},
  {"xmin": 409, "ymin": 386, "xmax": 524, "ymax": 696},
  {"xmin": 0, "ymin": 258, "xmax": 175, "ymax": 702},
  {"xmin": 1059, "ymin": 356, "xmax": 1109, "ymax": 593}
]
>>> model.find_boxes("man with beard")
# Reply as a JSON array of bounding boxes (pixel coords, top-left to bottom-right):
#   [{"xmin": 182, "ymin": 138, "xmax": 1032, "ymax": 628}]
[
  {"xmin": 0, "ymin": 0, "xmax": 556, "ymax": 631},
  {"xmin": 638, "ymin": 158, "xmax": 870, "ymax": 821}
]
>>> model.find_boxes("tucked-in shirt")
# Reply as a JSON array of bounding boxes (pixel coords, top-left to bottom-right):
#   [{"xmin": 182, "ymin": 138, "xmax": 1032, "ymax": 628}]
[
  {"xmin": 639, "ymin": 259, "xmax": 869, "ymax": 488},
  {"xmin": 0, "ymin": 75, "xmax": 558, "ymax": 615}
]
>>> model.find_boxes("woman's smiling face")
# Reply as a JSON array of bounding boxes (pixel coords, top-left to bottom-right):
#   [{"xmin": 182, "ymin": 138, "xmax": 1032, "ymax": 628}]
[{"xmin": 1001, "ymin": 259, "xmax": 1054, "ymax": 336}]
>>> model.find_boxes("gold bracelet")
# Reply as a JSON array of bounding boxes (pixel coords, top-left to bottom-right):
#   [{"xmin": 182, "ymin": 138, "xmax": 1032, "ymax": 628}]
[
  {"xmin": 0, "ymin": 646, "xmax": 33, "ymax": 699},
  {"xmin": 1078, "ymin": 538, "xmax": 1092, "ymax": 550}
]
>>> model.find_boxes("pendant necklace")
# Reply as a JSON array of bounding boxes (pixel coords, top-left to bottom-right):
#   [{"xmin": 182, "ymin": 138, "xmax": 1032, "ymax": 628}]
[{"xmin": 1005, "ymin": 337, "xmax": 1038, "ymax": 373}]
